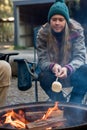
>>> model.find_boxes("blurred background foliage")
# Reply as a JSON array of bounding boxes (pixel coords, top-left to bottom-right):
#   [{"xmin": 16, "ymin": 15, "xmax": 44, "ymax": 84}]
[
  {"xmin": 0, "ymin": 0, "xmax": 13, "ymax": 43},
  {"xmin": 0, "ymin": 0, "xmax": 13, "ymax": 17},
  {"xmin": 0, "ymin": 0, "xmax": 87, "ymax": 45}
]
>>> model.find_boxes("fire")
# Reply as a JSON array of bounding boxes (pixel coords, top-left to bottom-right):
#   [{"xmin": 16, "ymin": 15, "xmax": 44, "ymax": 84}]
[
  {"xmin": 0, "ymin": 102, "xmax": 63, "ymax": 129},
  {"xmin": 2, "ymin": 110, "xmax": 29, "ymax": 129},
  {"xmin": 42, "ymin": 102, "xmax": 62, "ymax": 120}
]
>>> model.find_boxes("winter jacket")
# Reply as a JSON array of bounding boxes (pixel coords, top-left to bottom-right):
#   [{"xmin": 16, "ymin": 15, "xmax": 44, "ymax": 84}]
[{"xmin": 36, "ymin": 19, "xmax": 86, "ymax": 73}]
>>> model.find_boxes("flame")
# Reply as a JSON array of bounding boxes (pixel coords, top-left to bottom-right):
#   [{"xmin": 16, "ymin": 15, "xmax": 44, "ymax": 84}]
[
  {"xmin": 42, "ymin": 102, "xmax": 61, "ymax": 120},
  {"xmin": 2, "ymin": 110, "xmax": 29, "ymax": 129},
  {"xmin": 1, "ymin": 102, "xmax": 63, "ymax": 129}
]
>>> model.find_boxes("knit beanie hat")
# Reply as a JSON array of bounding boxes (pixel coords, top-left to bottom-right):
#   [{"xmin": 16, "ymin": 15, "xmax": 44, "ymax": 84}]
[{"xmin": 48, "ymin": 0, "xmax": 70, "ymax": 23}]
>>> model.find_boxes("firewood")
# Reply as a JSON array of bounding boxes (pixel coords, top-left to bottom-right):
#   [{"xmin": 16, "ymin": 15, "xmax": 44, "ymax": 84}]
[
  {"xmin": 27, "ymin": 116, "xmax": 66, "ymax": 130},
  {"xmin": 26, "ymin": 109, "xmax": 63, "ymax": 122},
  {"xmin": 26, "ymin": 111, "xmax": 45, "ymax": 122},
  {"xmin": 44, "ymin": 109, "xmax": 63, "ymax": 118}
]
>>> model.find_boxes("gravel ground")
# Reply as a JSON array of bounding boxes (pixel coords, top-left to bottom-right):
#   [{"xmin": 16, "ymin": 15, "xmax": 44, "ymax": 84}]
[
  {"xmin": 5, "ymin": 76, "xmax": 87, "ymax": 107},
  {"xmin": 0, "ymin": 44, "xmax": 49, "ymax": 107},
  {"xmin": 0, "ymin": 44, "xmax": 87, "ymax": 107},
  {"xmin": 6, "ymin": 76, "xmax": 49, "ymax": 106}
]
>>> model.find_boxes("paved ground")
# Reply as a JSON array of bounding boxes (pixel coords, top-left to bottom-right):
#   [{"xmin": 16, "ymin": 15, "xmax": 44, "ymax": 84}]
[
  {"xmin": 0, "ymin": 43, "xmax": 49, "ymax": 107},
  {"xmin": 0, "ymin": 43, "xmax": 87, "ymax": 107},
  {"xmin": 6, "ymin": 77, "xmax": 49, "ymax": 106}
]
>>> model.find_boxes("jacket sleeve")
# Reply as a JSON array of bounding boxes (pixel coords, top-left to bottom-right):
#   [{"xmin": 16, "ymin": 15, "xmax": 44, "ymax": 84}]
[{"xmin": 68, "ymin": 26, "xmax": 86, "ymax": 72}]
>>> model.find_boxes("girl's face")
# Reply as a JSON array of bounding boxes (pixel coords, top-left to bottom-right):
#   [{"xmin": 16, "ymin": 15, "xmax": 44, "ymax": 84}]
[{"xmin": 50, "ymin": 14, "xmax": 66, "ymax": 33}]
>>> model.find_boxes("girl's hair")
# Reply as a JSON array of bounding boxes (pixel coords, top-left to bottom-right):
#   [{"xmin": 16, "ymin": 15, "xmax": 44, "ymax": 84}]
[{"xmin": 47, "ymin": 22, "xmax": 71, "ymax": 64}]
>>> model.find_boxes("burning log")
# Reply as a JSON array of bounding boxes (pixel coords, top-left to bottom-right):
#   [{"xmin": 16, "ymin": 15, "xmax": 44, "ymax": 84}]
[
  {"xmin": 27, "ymin": 102, "xmax": 65, "ymax": 130},
  {"xmin": 27, "ymin": 116, "xmax": 66, "ymax": 130},
  {"xmin": 26, "ymin": 111, "xmax": 45, "ymax": 122},
  {"xmin": 0, "ymin": 102, "xmax": 87, "ymax": 130},
  {"xmin": 0, "ymin": 102, "xmax": 65, "ymax": 129},
  {"xmin": 2, "ymin": 110, "xmax": 29, "ymax": 129},
  {"xmin": 42, "ymin": 102, "xmax": 63, "ymax": 119}
]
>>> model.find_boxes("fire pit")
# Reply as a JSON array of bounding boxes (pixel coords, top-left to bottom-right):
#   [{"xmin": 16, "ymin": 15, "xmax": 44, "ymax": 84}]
[{"xmin": 0, "ymin": 102, "xmax": 87, "ymax": 130}]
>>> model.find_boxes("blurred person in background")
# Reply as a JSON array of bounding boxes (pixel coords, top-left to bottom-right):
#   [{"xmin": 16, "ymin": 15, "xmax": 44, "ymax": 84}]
[{"xmin": 0, "ymin": 60, "xmax": 11, "ymax": 107}]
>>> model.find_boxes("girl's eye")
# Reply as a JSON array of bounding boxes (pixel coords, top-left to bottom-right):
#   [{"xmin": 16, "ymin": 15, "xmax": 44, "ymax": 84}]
[{"xmin": 51, "ymin": 18, "xmax": 65, "ymax": 22}]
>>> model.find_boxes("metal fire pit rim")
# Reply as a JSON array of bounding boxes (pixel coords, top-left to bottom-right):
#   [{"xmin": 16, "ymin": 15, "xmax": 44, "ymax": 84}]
[
  {"xmin": 0, "ymin": 101, "xmax": 87, "ymax": 112},
  {"xmin": 1, "ymin": 123, "xmax": 87, "ymax": 130},
  {"xmin": 0, "ymin": 101, "xmax": 87, "ymax": 130},
  {"xmin": 55, "ymin": 122, "xmax": 87, "ymax": 130}
]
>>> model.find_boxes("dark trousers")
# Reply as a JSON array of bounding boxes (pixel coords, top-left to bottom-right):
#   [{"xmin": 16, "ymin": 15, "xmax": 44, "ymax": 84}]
[{"xmin": 39, "ymin": 64, "xmax": 87, "ymax": 104}]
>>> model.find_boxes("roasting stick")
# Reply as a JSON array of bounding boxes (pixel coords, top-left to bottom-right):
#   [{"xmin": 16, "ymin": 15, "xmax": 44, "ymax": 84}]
[{"xmin": 52, "ymin": 77, "xmax": 68, "ymax": 96}]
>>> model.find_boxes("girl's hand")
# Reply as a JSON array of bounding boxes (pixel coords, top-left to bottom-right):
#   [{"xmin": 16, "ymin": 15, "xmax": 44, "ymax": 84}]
[
  {"xmin": 52, "ymin": 64, "xmax": 68, "ymax": 78},
  {"xmin": 52, "ymin": 64, "xmax": 62, "ymax": 77},
  {"xmin": 59, "ymin": 67, "xmax": 68, "ymax": 78}
]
